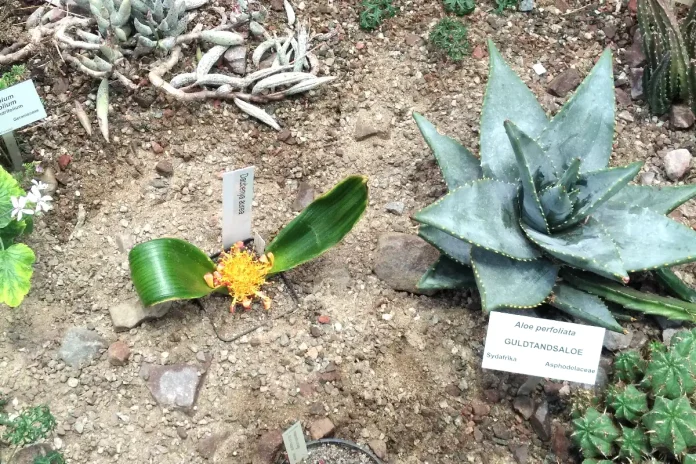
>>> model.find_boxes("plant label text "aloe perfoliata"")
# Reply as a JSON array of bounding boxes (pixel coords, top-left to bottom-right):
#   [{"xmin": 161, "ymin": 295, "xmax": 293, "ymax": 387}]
[
  {"xmin": 0, "ymin": 80, "xmax": 46, "ymax": 135},
  {"xmin": 482, "ymin": 312, "xmax": 605, "ymax": 384},
  {"xmin": 222, "ymin": 166, "xmax": 255, "ymax": 249}
]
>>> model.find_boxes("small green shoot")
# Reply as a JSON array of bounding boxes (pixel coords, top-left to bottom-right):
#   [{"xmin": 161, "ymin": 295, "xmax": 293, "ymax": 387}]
[
  {"xmin": 0, "ymin": 65, "xmax": 27, "ymax": 90},
  {"xmin": 443, "ymin": 0, "xmax": 475, "ymax": 15},
  {"xmin": 359, "ymin": 0, "xmax": 397, "ymax": 31},
  {"xmin": 495, "ymin": 0, "xmax": 518, "ymax": 13},
  {"xmin": 429, "ymin": 18, "xmax": 470, "ymax": 62}
]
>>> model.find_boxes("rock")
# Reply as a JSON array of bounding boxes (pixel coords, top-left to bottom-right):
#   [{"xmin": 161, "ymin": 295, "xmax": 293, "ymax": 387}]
[
  {"xmin": 551, "ymin": 425, "xmax": 571, "ymax": 461},
  {"xmin": 354, "ymin": 107, "xmax": 392, "ymax": 141},
  {"xmin": 405, "ymin": 33, "xmax": 422, "ymax": 47},
  {"xmin": 664, "ymin": 149, "xmax": 692, "ymax": 180},
  {"xmin": 309, "ymin": 403, "xmax": 325, "ymax": 416},
  {"xmin": 625, "ymin": 34, "xmax": 646, "ymax": 67},
  {"xmin": 603, "ymin": 330, "xmax": 633, "ymax": 351},
  {"xmin": 39, "ymin": 167, "xmax": 58, "ymax": 195},
  {"xmin": 270, "ymin": 0, "xmax": 283, "ymax": 10},
  {"xmin": 278, "ymin": 334, "xmax": 290, "ymax": 347},
  {"xmin": 471, "ymin": 401, "xmax": 490, "ymax": 417},
  {"xmin": 310, "ymin": 326, "xmax": 322, "ymax": 338},
  {"xmin": 513, "ymin": 396, "xmax": 535, "ymax": 420},
  {"xmin": 224, "ymin": 45, "xmax": 247, "ymax": 75},
  {"xmin": 198, "ymin": 431, "xmax": 230, "ymax": 459},
  {"xmin": 155, "ymin": 160, "xmax": 174, "ymax": 176},
  {"xmin": 630, "ymin": 68, "xmax": 644, "ymax": 99},
  {"xmin": 385, "ymin": 201, "xmax": 405, "ymax": 215},
  {"xmin": 655, "ymin": 315, "xmax": 685, "ymax": 330},
  {"xmin": 671, "ymin": 105, "xmax": 695, "ymax": 129},
  {"xmin": 555, "ymin": 0, "xmax": 569, "ymax": 11},
  {"xmin": 257, "ymin": 429, "xmax": 283, "ymax": 463},
  {"xmin": 108, "ymin": 340, "xmax": 131, "ymax": 366},
  {"xmin": 547, "ymin": 68, "xmax": 582, "ymax": 98},
  {"xmin": 517, "ymin": 376, "xmax": 542, "ymax": 396},
  {"xmin": 277, "ymin": 128, "xmax": 292, "ymax": 143},
  {"xmin": 472, "ymin": 45, "xmax": 485, "ymax": 60},
  {"xmin": 493, "ymin": 423, "xmax": 512, "ymax": 440},
  {"xmin": 603, "ymin": 24, "xmax": 617, "ymax": 39},
  {"xmin": 67, "ymin": 377, "xmax": 79, "ymax": 388},
  {"xmin": 640, "ymin": 171, "xmax": 656, "ymax": 185},
  {"xmin": 663, "ymin": 328, "xmax": 680, "ymax": 345},
  {"xmin": 59, "ymin": 327, "xmax": 107, "ymax": 368},
  {"xmin": 618, "ymin": 110, "xmax": 634, "ymax": 123},
  {"xmin": 317, "ymin": 315, "xmax": 330, "ymax": 324},
  {"xmin": 58, "ymin": 154, "xmax": 72, "ymax": 170},
  {"xmin": 510, "ymin": 443, "xmax": 529, "ymax": 464},
  {"xmin": 615, "ymin": 88, "xmax": 631, "ymax": 107},
  {"xmin": 532, "ymin": 63, "xmax": 546, "ymax": 75},
  {"xmin": 12, "ymin": 443, "xmax": 55, "ymax": 464},
  {"xmin": 109, "ymin": 298, "xmax": 172, "ymax": 331},
  {"xmin": 373, "ymin": 233, "xmax": 439, "ymax": 294},
  {"xmin": 177, "ymin": 427, "xmax": 188, "ymax": 439},
  {"xmin": 292, "ymin": 182, "xmax": 315, "ymax": 211},
  {"xmin": 309, "ymin": 418, "xmax": 335, "ymax": 440},
  {"xmin": 151, "ymin": 141, "xmax": 164, "ymax": 154},
  {"xmin": 368, "ymin": 439, "xmax": 388, "ymax": 460},
  {"xmin": 530, "ymin": 401, "xmax": 551, "ymax": 441},
  {"xmin": 146, "ymin": 364, "xmax": 206, "ymax": 411},
  {"xmin": 518, "ymin": 0, "xmax": 533, "ymax": 11}
]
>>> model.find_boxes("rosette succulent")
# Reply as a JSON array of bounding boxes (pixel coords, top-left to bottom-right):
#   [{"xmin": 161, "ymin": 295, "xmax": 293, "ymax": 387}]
[{"xmin": 412, "ymin": 40, "xmax": 696, "ymax": 332}]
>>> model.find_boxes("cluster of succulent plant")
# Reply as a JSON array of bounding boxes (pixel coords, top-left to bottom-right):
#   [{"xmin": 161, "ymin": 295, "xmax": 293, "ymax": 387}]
[
  {"xmin": 495, "ymin": 0, "xmax": 519, "ymax": 14},
  {"xmin": 410, "ymin": 40, "xmax": 696, "ymax": 332},
  {"xmin": 573, "ymin": 329, "xmax": 696, "ymax": 462},
  {"xmin": 443, "ymin": 0, "xmax": 476, "ymax": 16},
  {"xmin": 637, "ymin": 0, "xmax": 696, "ymax": 115},
  {"xmin": 429, "ymin": 18, "xmax": 470, "ymax": 62},
  {"xmin": 0, "ymin": 398, "xmax": 63, "ymax": 463},
  {"xmin": 358, "ymin": 0, "xmax": 397, "ymax": 31}
]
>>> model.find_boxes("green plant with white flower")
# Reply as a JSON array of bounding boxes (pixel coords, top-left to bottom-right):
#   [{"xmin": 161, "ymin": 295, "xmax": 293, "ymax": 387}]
[{"xmin": 0, "ymin": 167, "xmax": 53, "ymax": 307}]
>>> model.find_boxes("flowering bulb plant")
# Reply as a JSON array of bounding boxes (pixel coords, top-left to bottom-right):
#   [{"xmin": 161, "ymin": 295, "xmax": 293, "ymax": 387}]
[
  {"xmin": 128, "ymin": 175, "xmax": 368, "ymax": 312},
  {"xmin": 0, "ymin": 168, "xmax": 53, "ymax": 307}
]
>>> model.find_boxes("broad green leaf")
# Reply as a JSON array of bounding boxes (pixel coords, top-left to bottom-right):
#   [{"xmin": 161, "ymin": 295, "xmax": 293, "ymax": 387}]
[
  {"xmin": 0, "ymin": 243, "xmax": 35, "ymax": 308},
  {"xmin": 418, "ymin": 256, "xmax": 476, "ymax": 291},
  {"xmin": 593, "ymin": 204, "xmax": 696, "ymax": 271},
  {"xmin": 418, "ymin": 225, "xmax": 471, "ymax": 265},
  {"xmin": 480, "ymin": 40, "xmax": 549, "ymax": 183},
  {"xmin": 504, "ymin": 121, "xmax": 552, "ymax": 233},
  {"xmin": 556, "ymin": 162, "xmax": 643, "ymax": 230},
  {"xmin": 413, "ymin": 112, "xmax": 482, "ymax": 189},
  {"xmin": 563, "ymin": 270, "xmax": 696, "ymax": 322},
  {"xmin": 0, "ymin": 219, "xmax": 26, "ymax": 245},
  {"xmin": 537, "ymin": 48, "xmax": 614, "ymax": 173},
  {"xmin": 471, "ymin": 247, "xmax": 557, "ymax": 311},
  {"xmin": 549, "ymin": 283, "xmax": 623, "ymax": 332},
  {"xmin": 655, "ymin": 268, "xmax": 696, "ymax": 303},
  {"xmin": 0, "ymin": 167, "xmax": 24, "ymax": 229},
  {"xmin": 605, "ymin": 184, "xmax": 696, "ymax": 214},
  {"xmin": 267, "ymin": 175, "xmax": 368, "ymax": 274},
  {"xmin": 414, "ymin": 179, "xmax": 540, "ymax": 260},
  {"xmin": 539, "ymin": 184, "xmax": 573, "ymax": 227},
  {"xmin": 521, "ymin": 218, "xmax": 628, "ymax": 282},
  {"xmin": 128, "ymin": 238, "xmax": 216, "ymax": 307}
]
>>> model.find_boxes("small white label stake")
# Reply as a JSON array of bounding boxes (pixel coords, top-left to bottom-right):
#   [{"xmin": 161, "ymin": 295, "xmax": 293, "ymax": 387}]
[
  {"xmin": 482, "ymin": 312, "xmax": 605, "ymax": 384},
  {"xmin": 0, "ymin": 80, "xmax": 47, "ymax": 135},
  {"xmin": 222, "ymin": 166, "xmax": 255, "ymax": 249},
  {"xmin": 282, "ymin": 422, "xmax": 308, "ymax": 464}
]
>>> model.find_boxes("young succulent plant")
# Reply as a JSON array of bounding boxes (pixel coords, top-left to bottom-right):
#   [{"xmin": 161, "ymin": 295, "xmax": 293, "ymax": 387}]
[
  {"xmin": 574, "ymin": 333, "xmax": 696, "ymax": 460},
  {"xmin": 613, "ymin": 351, "xmax": 646, "ymax": 383},
  {"xmin": 410, "ymin": 40, "xmax": 696, "ymax": 332}
]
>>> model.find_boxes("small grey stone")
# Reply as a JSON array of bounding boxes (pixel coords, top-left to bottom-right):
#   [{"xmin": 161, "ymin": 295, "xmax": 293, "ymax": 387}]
[
  {"xmin": 663, "ymin": 328, "xmax": 680, "ymax": 346},
  {"xmin": 369, "ymin": 439, "xmax": 388, "ymax": 460},
  {"xmin": 517, "ymin": 376, "xmax": 542, "ymax": 396},
  {"xmin": 59, "ymin": 327, "xmax": 107, "ymax": 368},
  {"xmin": 510, "ymin": 443, "xmax": 529, "ymax": 464},
  {"xmin": 640, "ymin": 171, "xmax": 656, "ymax": 185},
  {"xmin": 373, "ymin": 233, "xmax": 439, "ymax": 294},
  {"xmin": 146, "ymin": 364, "xmax": 205, "ymax": 411},
  {"xmin": 630, "ymin": 68, "xmax": 644, "ymax": 100},
  {"xmin": 603, "ymin": 330, "xmax": 633, "ymax": 351},
  {"xmin": 547, "ymin": 68, "xmax": 582, "ymax": 97},
  {"xmin": 518, "ymin": 0, "xmax": 534, "ymax": 11},
  {"xmin": 198, "ymin": 431, "xmax": 230, "ymax": 459},
  {"xmin": 530, "ymin": 401, "xmax": 551, "ymax": 441},
  {"xmin": 385, "ymin": 201, "xmax": 405, "ymax": 215},
  {"xmin": 279, "ymin": 334, "xmax": 290, "ymax": 347},
  {"xmin": 292, "ymin": 182, "xmax": 315, "ymax": 212},
  {"xmin": 196, "ymin": 351, "xmax": 207, "ymax": 362},
  {"xmin": 513, "ymin": 396, "xmax": 535, "ymax": 420},
  {"xmin": 354, "ymin": 108, "xmax": 392, "ymax": 141},
  {"xmin": 68, "ymin": 377, "xmax": 79, "ymax": 388},
  {"xmin": 310, "ymin": 326, "xmax": 322, "ymax": 338},
  {"xmin": 224, "ymin": 45, "xmax": 247, "ymax": 75},
  {"xmin": 110, "ymin": 297, "xmax": 172, "ymax": 331},
  {"xmin": 493, "ymin": 423, "xmax": 512, "ymax": 440},
  {"xmin": 309, "ymin": 418, "xmax": 335, "ymax": 440},
  {"xmin": 664, "ymin": 149, "xmax": 692, "ymax": 180},
  {"xmin": 155, "ymin": 160, "xmax": 174, "ymax": 176},
  {"xmin": 671, "ymin": 105, "xmax": 695, "ymax": 129}
]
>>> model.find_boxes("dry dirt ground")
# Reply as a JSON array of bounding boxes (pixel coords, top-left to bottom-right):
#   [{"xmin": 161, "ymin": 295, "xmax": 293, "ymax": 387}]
[{"xmin": 1, "ymin": 0, "xmax": 695, "ymax": 463}]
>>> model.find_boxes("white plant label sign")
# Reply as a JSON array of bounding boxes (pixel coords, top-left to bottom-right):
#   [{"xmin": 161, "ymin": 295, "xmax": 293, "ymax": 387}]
[
  {"xmin": 222, "ymin": 166, "xmax": 255, "ymax": 249},
  {"xmin": 482, "ymin": 312, "xmax": 605, "ymax": 384},
  {"xmin": 282, "ymin": 421, "xmax": 308, "ymax": 464},
  {"xmin": 0, "ymin": 80, "xmax": 47, "ymax": 135}
]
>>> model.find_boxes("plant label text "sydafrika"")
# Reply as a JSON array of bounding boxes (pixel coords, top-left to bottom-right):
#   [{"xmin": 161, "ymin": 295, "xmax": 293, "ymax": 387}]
[
  {"xmin": 0, "ymin": 80, "xmax": 47, "ymax": 135},
  {"xmin": 482, "ymin": 312, "xmax": 605, "ymax": 384},
  {"xmin": 222, "ymin": 166, "xmax": 255, "ymax": 249}
]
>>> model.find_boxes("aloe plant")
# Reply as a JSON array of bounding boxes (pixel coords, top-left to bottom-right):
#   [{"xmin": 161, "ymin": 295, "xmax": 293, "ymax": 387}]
[
  {"xmin": 409, "ymin": 40, "xmax": 696, "ymax": 332},
  {"xmin": 129, "ymin": 176, "xmax": 368, "ymax": 311}
]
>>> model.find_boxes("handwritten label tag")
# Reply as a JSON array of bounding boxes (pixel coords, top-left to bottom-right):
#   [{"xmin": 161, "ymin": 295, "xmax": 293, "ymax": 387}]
[
  {"xmin": 0, "ymin": 80, "xmax": 47, "ymax": 135},
  {"xmin": 482, "ymin": 312, "xmax": 605, "ymax": 384},
  {"xmin": 282, "ymin": 422, "xmax": 308, "ymax": 464},
  {"xmin": 222, "ymin": 166, "xmax": 254, "ymax": 249}
]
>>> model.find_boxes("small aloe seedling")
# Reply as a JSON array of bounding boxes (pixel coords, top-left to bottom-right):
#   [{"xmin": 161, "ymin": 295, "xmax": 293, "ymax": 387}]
[
  {"xmin": 613, "ymin": 351, "xmax": 646, "ymax": 383},
  {"xmin": 606, "ymin": 385, "xmax": 648, "ymax": 423},
  {"xmin": 443, "ymin": 0, "xmax": 475, "ymax": 15},
  {"xmin": 572, "ymin": 408, "xmax": 620, "ymax": 458},
  {"xmin": 358, "ymin": 0, "xmax": 396, "ymax": 30}
]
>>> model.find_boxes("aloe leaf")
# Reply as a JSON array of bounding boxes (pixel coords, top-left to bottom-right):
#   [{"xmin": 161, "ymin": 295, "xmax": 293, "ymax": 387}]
[
  {"xmin": 593, "ymin": 203, "xmax": 696, "ymax": 271},
  {"xmin": 563, "ymin": 270, "xmax": 696, "ymax": 322},
  {"xmin": 537, "ymin": 48, "xmax": 614, "ymax": 173},
  {"xmin": 558, "ymin": 157, "xmax": 581, "ymax": 191},
  {"xmin": 471, "ymin": 247, "xmax": 558, "ymax": 311},
  {"xmin": 521, "ymin": 218, "xmax": 628, "ymax": 283},
  {"xmin": 414, "ymin": 179, "xmax": 540, "ymax": 260},
  {"xmin": 418, "ymin": 225, "xmax": 471, "ymax": 266},
  {"xmin": 539, "ymin": 185, "xmax": 573, "ymax": 227},
  {"xmin": 266, "ymin": 176, "xmax": 368, "ymax": 274},
  {"xmin": 0, "ymin": 167, "xmax": 24, "ymax": 229},
  {"xmin": 605, "ymin": 184, "xmax": 696, "ymax": 214},
  {"xmin": 0, "ymin": 243, "xmax": 35, "ymax": 308},
  {"xmin": 418, "ymin": 256, "xmax": 476, "ymax": 291},
  {"xmin": 504, "ymin": 120, "xmax": 551, "ymax": 233},
  {"xmin": 556, "ymin": 162, "xmax": 643, "ymax": 230},
  {"xmin": 479, "ymin": 40, "xmax": 549, "ymax": 183},
  {"xmin": 549, "ymin": 283, "xmax": 623, "ymax": 332},
  {"xmin": 413, "ymin": 112, "xmax": 482, "ymax": 189},
  {"xmin": 655, "ymin": 268, "xmax": 696, "ymax": 303}
]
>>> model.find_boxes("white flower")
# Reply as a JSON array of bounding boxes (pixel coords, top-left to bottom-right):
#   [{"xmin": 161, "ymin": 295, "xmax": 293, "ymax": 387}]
[
  {"xmin": 10, "ymin": 196, "xmax": 34, "ymax": 221},
  {"xmin": 27, "ymin": 186, "xmax": 52, "ymax": 213},
  {"xmin": 31, "ymin": 179, "xmax": 48, "ymax": 191}
]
